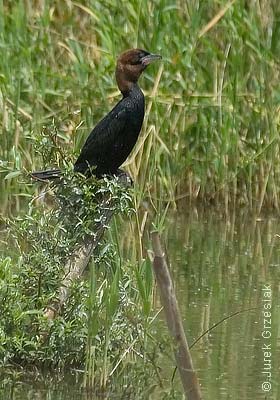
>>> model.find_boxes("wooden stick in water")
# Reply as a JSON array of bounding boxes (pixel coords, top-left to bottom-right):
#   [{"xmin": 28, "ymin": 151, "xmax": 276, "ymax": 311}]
[{"xmin": 151, "ymin": 231, "xmax": 202, "ymax": 400}]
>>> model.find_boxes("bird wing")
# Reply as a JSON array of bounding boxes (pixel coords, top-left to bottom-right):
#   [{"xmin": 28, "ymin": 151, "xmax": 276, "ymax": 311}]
[{"xmin": 75, "ymin": 102, "xmax": 128, "ymax": 169}]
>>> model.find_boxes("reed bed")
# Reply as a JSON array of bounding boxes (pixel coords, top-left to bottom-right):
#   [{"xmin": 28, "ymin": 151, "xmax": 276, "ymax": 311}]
[
  {"xmin": 0, "ymin": 0, "xmax": 279, "ymax": 213},
  {"xmin": 1, "ymin": 1, "xmax": 280, "ymax": 398}
]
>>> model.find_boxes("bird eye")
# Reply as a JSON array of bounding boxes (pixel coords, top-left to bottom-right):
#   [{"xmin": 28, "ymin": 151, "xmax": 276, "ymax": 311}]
[{"xmin": 130, "ymin": 57, "xmax": 142, "ymax": 65}]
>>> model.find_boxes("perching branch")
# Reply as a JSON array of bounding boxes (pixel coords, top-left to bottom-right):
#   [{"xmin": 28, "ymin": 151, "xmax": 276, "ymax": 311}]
[{"xmin": 44, "ymin": 172, "xmax": 132, "ymax": 320}]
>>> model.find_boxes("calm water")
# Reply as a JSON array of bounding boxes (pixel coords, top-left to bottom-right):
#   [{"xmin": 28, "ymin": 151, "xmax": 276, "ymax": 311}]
[
  {"xmin": 166, "ymin": 210, "xmax": 280, "ymax": 399},
  {"xmin": 1, "ymin": 209, "xmax": 280, "ymax": 399}
]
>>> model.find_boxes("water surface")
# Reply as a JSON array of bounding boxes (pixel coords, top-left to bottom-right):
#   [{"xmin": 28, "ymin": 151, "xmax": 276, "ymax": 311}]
[
  {"xmin": 1, "ymin": 209, "xmax": 280, "ymax": 399},
  {"xmin": 165, "ymin": 210, "xmax": 280, "ymax": 399}
]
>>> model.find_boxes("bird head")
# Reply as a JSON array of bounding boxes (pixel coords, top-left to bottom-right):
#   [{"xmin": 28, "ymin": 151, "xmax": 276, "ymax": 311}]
[{"xmin": 115, "ymin": 49, "xmax": 161, "ymax": 95}]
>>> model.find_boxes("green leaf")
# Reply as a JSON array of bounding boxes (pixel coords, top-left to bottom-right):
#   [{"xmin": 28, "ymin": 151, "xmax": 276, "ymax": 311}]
[{"xmin": 4, "ymin": 170, "xmax": 22, "ymax": 180}]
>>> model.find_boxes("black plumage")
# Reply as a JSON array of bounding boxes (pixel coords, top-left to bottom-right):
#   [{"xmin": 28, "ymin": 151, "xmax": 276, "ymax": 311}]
[
  {"xmin": 31, "ymin": 49, "xmax": 161, "ymax": 181},
  {"xmin": 74, "ymin": 85, "xmax": 144, "ymax": 177}
]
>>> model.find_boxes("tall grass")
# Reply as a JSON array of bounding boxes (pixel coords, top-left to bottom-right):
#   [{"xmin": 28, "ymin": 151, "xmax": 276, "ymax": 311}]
[
  {"xmin": 2, "ymin": 2, "xmax": 280, "ymax": 398},
  {"xmin": 0, "ymin": 1, "xmax": 279, "ymax": 213}
]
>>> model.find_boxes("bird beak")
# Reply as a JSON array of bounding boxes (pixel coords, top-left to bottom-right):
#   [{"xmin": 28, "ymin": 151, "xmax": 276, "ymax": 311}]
[{"xmin": 141, "ymin": 53, "xmax": 162, "ymax": 66}]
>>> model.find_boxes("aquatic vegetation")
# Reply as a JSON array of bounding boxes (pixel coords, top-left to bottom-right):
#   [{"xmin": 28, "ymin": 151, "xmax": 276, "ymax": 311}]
[
  {"xmin": 0, "ymin": 173, "xmax": 167, "ymax": 396},
  {"xmin": 1, "ymin": 1, "xmax": 280, "ymax": 398},
  {"xmin": 0, "ymin": 1, "xmax": 280, "ymax": 213}
]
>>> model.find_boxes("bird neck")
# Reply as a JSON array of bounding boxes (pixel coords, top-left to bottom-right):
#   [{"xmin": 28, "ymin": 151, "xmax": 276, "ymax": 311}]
[
  {"xmin": 121, "ymin": 82, "xmax": 142, "ymax": 98},
  {"xmin": 116, "ymin": 66, "xmax": 142, "ymax": 96}
]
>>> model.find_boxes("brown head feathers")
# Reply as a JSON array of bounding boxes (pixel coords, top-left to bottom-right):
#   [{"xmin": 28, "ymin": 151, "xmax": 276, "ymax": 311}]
[{"xmin": 115, "ymin": 48, "xmax": 161, "ymax": 95}]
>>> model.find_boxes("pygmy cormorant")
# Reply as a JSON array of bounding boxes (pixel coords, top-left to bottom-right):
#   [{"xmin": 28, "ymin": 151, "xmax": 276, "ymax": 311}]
[{"xmin": 31, "ymin": 48, "xmax": 161, "ymax": 180}]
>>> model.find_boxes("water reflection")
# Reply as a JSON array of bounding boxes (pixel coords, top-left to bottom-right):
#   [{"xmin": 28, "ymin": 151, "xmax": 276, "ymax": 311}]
[
  {"xmin": 1, "ymin": 209, "xmax": 280, "ymax": 399},
  {"xmin": 162, "ymin": 210, "xmax": 280, "ymax": 399}
]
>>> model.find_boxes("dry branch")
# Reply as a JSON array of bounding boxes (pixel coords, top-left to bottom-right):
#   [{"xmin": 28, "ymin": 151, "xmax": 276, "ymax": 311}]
[
  {"xmin": 151, "ymin": 232, "xmax": 202, "ymax": 400},
  {"xmin": 44, "ymin": 172, "xmax": 132, "ymax": 320}
]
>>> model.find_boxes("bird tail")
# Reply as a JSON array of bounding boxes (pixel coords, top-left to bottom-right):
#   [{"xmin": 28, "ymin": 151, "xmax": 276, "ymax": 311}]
[{"xmin": 31, "ymin": 169, "xmax": 61, "ymax": 181}]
